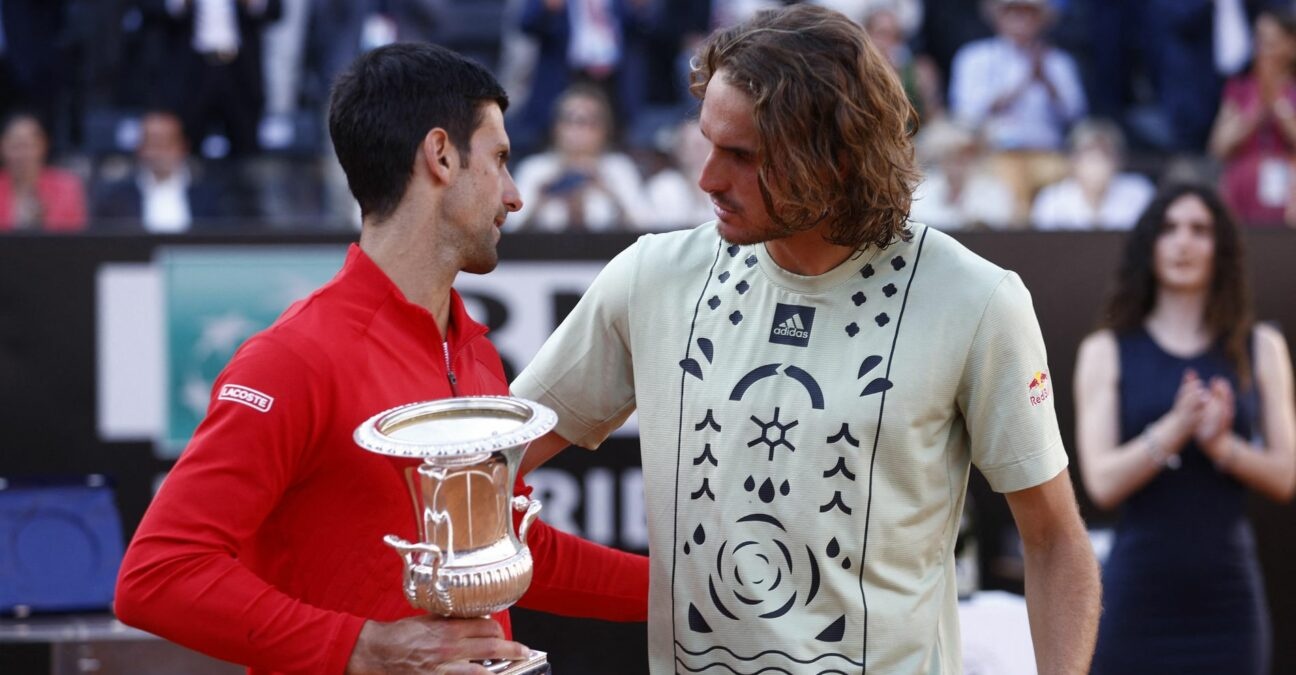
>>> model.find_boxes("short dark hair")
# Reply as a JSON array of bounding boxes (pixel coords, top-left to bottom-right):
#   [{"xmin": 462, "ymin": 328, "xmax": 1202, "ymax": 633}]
[{"xmin": 328, "ymin": 43, "xmax": 508, "ymax": 220}]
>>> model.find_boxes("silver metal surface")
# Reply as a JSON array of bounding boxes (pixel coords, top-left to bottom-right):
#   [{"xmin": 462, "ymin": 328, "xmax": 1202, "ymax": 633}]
[
  {"xmin": 353, "ymin": 396, "xmax": 557, "ymax": 459},
  {"xmin": 354, "ymin": 396, "xmax": 555, "ymax": 622},
  {"xmin": 485, "ymin": 650, "xmax": 550, "ymax": 673}
]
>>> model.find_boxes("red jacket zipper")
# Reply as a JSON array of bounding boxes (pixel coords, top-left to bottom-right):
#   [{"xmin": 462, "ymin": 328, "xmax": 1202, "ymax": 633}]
[{"xmin": 442, "ymin": 341, "xmax": 460, "ymax": 395}]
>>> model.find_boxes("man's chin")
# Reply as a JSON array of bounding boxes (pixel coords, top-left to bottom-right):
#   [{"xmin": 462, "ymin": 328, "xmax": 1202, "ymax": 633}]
[
  {"xmin": 462, "ymin": 254, "xmax": 499, "ymax": 276},
  {"xmin": 715, "ymin": 220, "xmax": 771, "ymax": 247}
]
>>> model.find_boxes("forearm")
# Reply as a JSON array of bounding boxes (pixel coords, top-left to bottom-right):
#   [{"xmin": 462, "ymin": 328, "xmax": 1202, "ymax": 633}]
[
  {"xmin": 1272, "ymin": 102, "xmax": 1296, "ymax": 148},
  {"xmin": 1208, "ymin": 109, "xmax": 1260, "ymax": 159},
  {"xmin": 1084, "ymin": 416, "xmax": 1187, "ymax": 509},
  {"xmin": 1212, "ymin": 432, "xmax": 1296, "ymax": 502},
  {"xmin": 1021, "ymin": 531, "xmax": 1101, "ymax": 675},
  {"xmin": 516, "ymin": 518, "xmax": 648, "ymax": 621},
  {"xmin": 988, "ymin": 77, "xmax": 1032, "ymax": 116},
  {"xmin": 117, "ymin": 536, "xmax": 365, "ymax": 673}
]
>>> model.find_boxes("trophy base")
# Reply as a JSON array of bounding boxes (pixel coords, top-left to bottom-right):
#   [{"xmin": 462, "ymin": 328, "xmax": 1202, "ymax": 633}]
[{"xmin": 483, "ymin": 650, "xmax": 549, "ymax": 674}]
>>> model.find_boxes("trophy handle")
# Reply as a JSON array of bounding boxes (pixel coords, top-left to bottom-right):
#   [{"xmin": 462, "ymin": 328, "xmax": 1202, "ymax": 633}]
[
  {"xmin": 512, "ymin": 496, "xmax": 543, "ymax": 545},
  {"xmin": 384, "ymin": 534, "xmax": 454, "ymax": 613},
  {"xmin": 384, "ymin": 533, "xmax": 442, "ymax": 559}
]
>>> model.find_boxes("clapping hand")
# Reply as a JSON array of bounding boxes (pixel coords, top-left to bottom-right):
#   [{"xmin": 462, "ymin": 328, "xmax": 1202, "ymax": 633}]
[
  {"xmin": 1195, "ymin": 376, "xmax": 1237, "ymax": 463},
  {"xmin": 1166, "ymin": 369, "xmax": 1208, "ymax": 443}
]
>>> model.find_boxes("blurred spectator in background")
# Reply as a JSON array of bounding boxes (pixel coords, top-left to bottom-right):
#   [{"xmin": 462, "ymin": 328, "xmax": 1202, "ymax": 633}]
[
  {"xmin": 910, "ymin": 119, "xmax": 1014, "ymax": 230},
  {"xmin": 93, "ymin": 111, "xmax": 241, "ymax": 233},
  {"xmin": 672, "ymin": 1, "xmax": 757, "ymax": 104},
  {"xmin": 950, "ymin": 0, "xmax": 1086, "ymax": 221},
  {"xmin": 644, "ymin": 117, "xmax": 711, "ymax": 229},
  {"xmin": 303, "ymin": 0, "xmax": 444, "ymax": 110},
  {"xmin": 0, "ymin": 112, "xmax": 86, "ymax": 232},
  {"xmin": 811, "ymin": 0, "xmax": 921, "ymax": 34},
  {"xmin": 1075, "ymin": 183, "xmax": 1295, "ymax": 674},
  {"xmin": 1123, "ymin": 0, "xmax": 1278, "ymax": 154},
  {"xmin": 260, "ymin": 0, "xmax": 309, "ymax": 117},
  {"xmin": 0, "ymin": 1, "xmax": 70, "ymax": 141},
  {"xmin": 1085, "ymin": 0, "xmax": 1141, "ymax": 137},
  {"xmin": 1209, "ymin": 7, "xmax": 1296, "ymax": 226},
  {"xmin": 149, "ymin": 0, "xmax": 283, "ymax": 158},
  {"xmin": 0, "ymin": 5, "xmax": 7, "ymax": 119},
  {"xmin": 512, "ymin": 83, "xmax": 647, "ymax": 231},
  {"xmin": 303, "ymin": 1, "xmax": 446, "ymax": 232},
  {"xmin": 511, "ymin": 0, "xmax": 654, "ymax": 157},
  {"xmin": 916, "ymin": 0, "xmax": 991, "ymax": 97},
  {"xmin": 1032, "ymin": 119, "xmax": 1156, "ymax": 231},
  {"xmin": 863, "ymin": 3, "xmax": 943, "ymax": 121}
]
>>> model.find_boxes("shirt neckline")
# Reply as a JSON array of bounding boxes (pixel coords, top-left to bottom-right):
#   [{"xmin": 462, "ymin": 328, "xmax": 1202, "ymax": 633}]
[{"xmin": 749, "ymin": 226, "xmax": 915, "ymax": 294}]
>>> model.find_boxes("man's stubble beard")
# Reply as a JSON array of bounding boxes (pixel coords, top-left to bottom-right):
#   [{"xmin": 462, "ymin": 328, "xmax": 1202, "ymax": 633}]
[
  {"xmin": 714, "ymin": 214, "xmax": 803, "ymax": 247},
  {"xmin": 460, "ymin": 236, "xmax": 499, "ymax": 275}
]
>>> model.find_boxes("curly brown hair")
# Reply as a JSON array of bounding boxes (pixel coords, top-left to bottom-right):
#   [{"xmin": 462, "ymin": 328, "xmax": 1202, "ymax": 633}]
[{"xmin": 688, "ymin": 4, "xmax": 920, "ymax": 250}]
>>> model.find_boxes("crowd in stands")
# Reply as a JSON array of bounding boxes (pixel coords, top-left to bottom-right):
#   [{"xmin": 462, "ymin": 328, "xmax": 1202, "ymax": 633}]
[{"xmin": 3, "ymin": 0, "xmax": 1296, "ymax": 234}]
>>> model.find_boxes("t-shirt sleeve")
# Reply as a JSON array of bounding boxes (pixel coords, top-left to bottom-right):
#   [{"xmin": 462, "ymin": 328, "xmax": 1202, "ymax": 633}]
[
  {"xmin": 115, "ymin": 334, "xmax": 365, "ymax": 674},
  {"xmin": 957, "ymin": 272, "xmax": 1068, "ymax": 493},
  {"xmin": 512, "ymin": 239, "xmax": 642, "ymax": 449}
]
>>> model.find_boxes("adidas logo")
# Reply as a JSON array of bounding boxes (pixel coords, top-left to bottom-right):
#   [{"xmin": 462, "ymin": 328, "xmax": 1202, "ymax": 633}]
[
  {"xmin": 769, "ymin": 303, "xmax": 816, "ymax": 347},
  {"xmin": 772, "ymin": 314, "xmax": 809, "ymax": 339}
]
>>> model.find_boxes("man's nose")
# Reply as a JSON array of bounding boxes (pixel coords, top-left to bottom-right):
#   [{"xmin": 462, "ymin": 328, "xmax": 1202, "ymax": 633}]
[
  {"xmin": 504, "ymin": 172, "xmax": 522, "ymax": 212},
  {"xmin": 697, "ymin": 149, "xmax": 724, "ymax": 195}
]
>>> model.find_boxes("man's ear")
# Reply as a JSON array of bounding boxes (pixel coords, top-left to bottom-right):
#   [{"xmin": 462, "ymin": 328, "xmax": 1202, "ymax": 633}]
[{"xmin": 421, "ymin": 128, "xmax": 455, "ymax": 185}]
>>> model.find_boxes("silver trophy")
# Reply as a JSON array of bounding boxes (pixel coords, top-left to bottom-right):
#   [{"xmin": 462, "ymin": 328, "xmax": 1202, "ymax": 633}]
[{"xmin": 354, "ymin": 396, "xmax": 556, "ymax": 674}]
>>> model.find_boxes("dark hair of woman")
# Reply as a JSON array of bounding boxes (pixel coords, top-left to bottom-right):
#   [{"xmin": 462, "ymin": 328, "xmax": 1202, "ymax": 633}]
[{"xmin": 1101, "ymin": 183, "xmax": 1253, "ymax": 387}]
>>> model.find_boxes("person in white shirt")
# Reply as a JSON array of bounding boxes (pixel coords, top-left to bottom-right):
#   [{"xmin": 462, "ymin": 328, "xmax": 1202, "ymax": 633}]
[
  {"xmin": 1031, "ymin": 119, "xmax": 1156, "ymax": 231},
  {"xmin": 644, "ymin": 118, "xmax": 714, "ymax": 230},
  {"xmin": 511, "ymin": 83, "xmax": 649, "ymax": 231},
  {"xmin": 513, "ymin": 6, "xmax": 1100, "ymax": 674},
  {"xmin": 949, "ymin": 0, "xmax": 1086, "ymax": 221},
  {"xmin": 911, "ymin": 119, "xmax": 1016, "ymax": 230},
  {"xmin": 94, "ymin": 111, "xmax": 238, "ymax": 233},
  {"xmin": 161, "ymin": 0, "xmax": 283, "ymax": 157}
]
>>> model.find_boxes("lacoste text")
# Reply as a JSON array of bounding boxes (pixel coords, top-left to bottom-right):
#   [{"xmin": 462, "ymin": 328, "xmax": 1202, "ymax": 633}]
[{"xmin": 218, "ymin": 384, "xmax": 274, "ymax": 413}]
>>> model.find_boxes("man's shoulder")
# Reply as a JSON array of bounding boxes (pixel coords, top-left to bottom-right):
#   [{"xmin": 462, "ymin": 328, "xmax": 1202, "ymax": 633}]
[
  {"xmin": 258, "ymin": 283, "xmax": 360, "ymax": 358},
  {"xmin": 625, "ymin": 222, "xmax": 724, "ymax": 268},
  {"xmin": 902, "ymin": 223, "xmax": 1024, "ymax": 316},
  {"xmin": 907, "ymin": 223, "xmax": 1007, "ymax": 283}
]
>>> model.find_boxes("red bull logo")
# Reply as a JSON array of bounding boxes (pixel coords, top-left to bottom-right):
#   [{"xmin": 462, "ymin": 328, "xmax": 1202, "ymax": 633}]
[{"xmin": 1028, "ymin": 371, "xmax": 1050, "ymax": 406}]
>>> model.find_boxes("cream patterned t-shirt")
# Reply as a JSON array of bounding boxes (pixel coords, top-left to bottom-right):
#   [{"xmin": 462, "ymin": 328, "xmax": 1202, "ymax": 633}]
[{"xmin": 513, "ymin": 222, "xmax": 1067, "ymax": 674}]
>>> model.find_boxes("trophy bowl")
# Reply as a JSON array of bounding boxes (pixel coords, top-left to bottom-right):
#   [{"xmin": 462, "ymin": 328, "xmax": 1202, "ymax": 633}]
[{"xmin": 354, "ymin": 396, "xmax": 556, "ymax": 673}]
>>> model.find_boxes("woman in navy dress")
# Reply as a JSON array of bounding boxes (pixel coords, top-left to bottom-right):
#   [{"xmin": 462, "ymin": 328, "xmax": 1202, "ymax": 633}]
[{"xmin": 1074, "ymin": 183, "xmax": 1296, "ymax": 674}]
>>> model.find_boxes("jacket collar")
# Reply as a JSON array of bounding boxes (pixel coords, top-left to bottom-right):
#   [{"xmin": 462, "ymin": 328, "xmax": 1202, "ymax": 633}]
[{"xmin": 335, "ymin": 243, "xmax": 489, "ymax": 349}]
